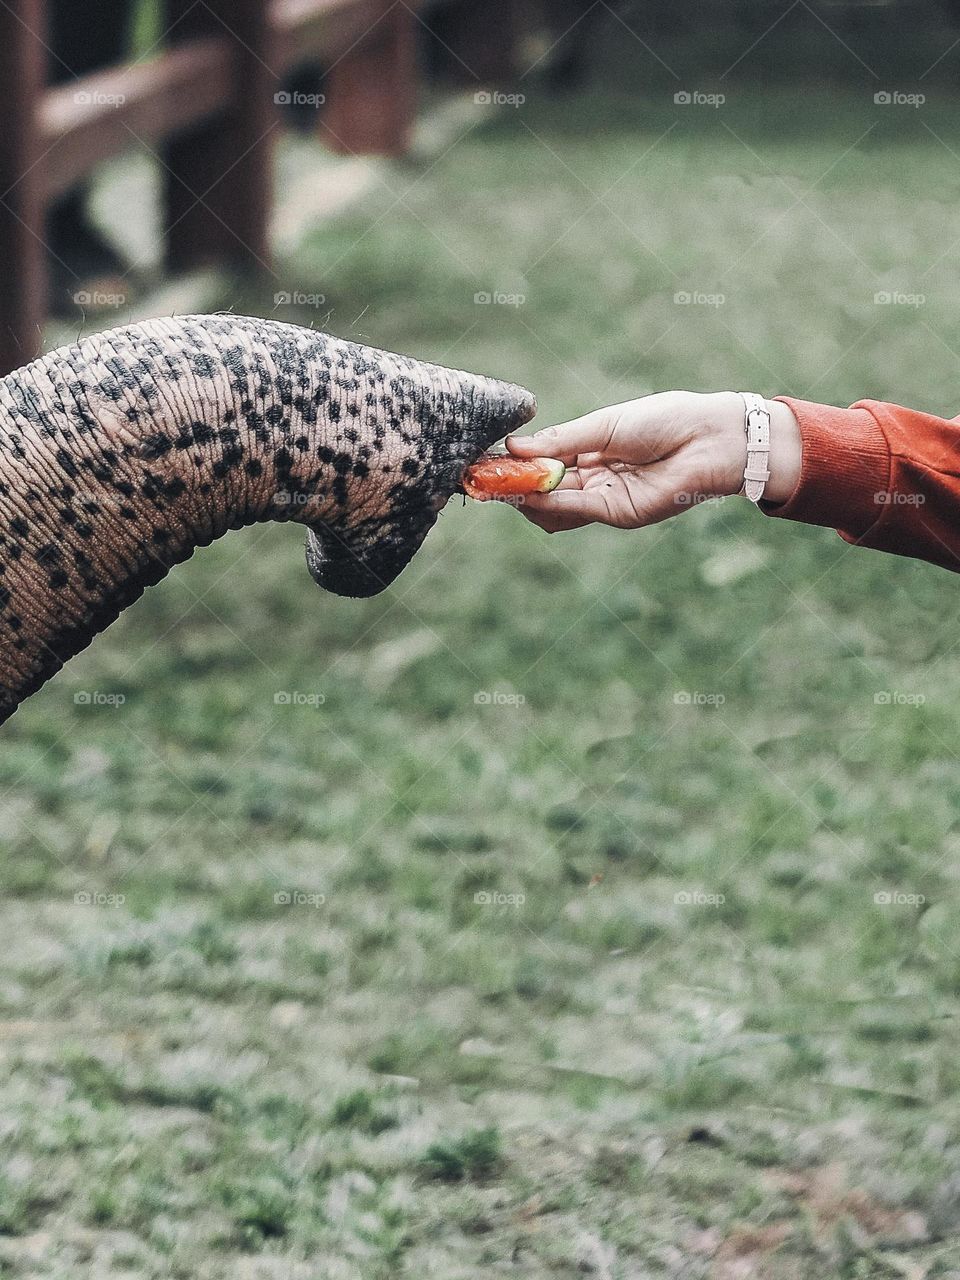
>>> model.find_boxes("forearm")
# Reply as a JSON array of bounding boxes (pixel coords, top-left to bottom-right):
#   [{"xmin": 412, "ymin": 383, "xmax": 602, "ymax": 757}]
[
  {"xmin": 706, "ymin": 386, "xmax": 960, "ymax": 573},
  {"xmin": 512, "ymin": 381, "xmax": 960, "ymax": 576},
  {"xmin": 708, "ymin": 387, "xmax": 960, "ymax": 575},
  {"xmin": 756, "ymin": 395, "xmax": 960, "ymax": 575}
]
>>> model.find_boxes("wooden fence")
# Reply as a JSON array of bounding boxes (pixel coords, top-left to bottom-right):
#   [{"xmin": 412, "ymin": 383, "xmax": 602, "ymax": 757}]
[{"xmin": 0, "ymin": 0, "xmax": 520, "ymax": 375}]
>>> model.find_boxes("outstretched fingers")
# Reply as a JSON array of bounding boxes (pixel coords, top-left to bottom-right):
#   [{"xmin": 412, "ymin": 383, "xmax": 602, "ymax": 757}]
[{"xmin": 505, "ymin": 407, "xmax": 620, "ymax": 463}]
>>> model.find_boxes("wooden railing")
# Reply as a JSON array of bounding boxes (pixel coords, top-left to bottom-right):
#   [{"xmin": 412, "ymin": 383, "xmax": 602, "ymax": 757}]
[{"xmin": 0, "ymin": 0, "xmax": 520, "ymax": 375}]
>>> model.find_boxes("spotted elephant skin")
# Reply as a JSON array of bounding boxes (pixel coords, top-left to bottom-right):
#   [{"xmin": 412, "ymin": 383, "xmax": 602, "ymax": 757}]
[{"xmin": 0, "ymin": 314, "xmax": 536, "ymax": 723}]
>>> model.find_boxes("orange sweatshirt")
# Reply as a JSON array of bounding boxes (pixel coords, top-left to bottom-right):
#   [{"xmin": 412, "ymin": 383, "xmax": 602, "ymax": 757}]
[{"xmin": 765, "ymin": 396, "xmax": 960, "ymax": 573}]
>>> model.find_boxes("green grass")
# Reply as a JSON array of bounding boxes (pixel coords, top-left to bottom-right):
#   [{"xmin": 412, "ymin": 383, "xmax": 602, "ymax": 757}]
[{"xmin": 8, "ymin": 30, "xmax": 960, "ymax": 1277}]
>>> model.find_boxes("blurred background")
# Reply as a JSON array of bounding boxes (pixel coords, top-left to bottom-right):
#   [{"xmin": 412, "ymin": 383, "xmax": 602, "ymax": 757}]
[{"xmin": 4, "ymin": 1, "xmax": 960, "ymax": 1276}]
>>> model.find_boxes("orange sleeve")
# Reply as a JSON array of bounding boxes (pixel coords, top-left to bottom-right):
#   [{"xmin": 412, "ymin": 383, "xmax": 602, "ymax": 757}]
[{"xmin": 761, "ymin": 396, "xmax": 960, "ymax": 573}]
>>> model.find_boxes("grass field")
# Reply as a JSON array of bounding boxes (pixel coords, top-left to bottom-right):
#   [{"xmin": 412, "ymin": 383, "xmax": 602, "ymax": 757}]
[{"xmin": 7, "ymin": 29, "xmax": 960, "ymax": 1279}]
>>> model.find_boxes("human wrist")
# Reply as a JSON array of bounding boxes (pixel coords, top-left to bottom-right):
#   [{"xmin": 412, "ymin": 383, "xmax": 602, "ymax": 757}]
[
  {"xmin": 702, "ymin": 392, "xmax": 801, "ymax": 504},
  {"xmin": 703, "ymin": 391, "xmax": 750, "ymax": 497},
  {"xmin": 763, "ymin": 398, "xmax": 802, "ymax": 504}
]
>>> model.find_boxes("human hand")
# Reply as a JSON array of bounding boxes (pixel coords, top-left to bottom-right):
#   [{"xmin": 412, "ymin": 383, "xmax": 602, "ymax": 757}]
[{"xmin": 505, "ymin": 391, "xmax": 801, "ymax": 533}]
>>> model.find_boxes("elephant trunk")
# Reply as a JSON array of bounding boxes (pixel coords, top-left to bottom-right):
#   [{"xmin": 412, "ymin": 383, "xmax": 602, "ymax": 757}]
[{"xmin": 0, "ymin": 314, "xmax": 536, "ymax": 722}]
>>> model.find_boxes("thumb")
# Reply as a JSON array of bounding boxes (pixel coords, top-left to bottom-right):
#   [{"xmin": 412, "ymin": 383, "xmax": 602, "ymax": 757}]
[{"xmin": 506, "ymin": 407, "xmax": 617, "ymax": 462}]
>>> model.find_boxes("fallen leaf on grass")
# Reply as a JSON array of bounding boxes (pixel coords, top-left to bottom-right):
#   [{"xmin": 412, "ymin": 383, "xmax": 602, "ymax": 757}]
[
  {"xmin": 458, "ymin": 1037, "xmax": 500, "ymax": 1057},
  {"xmin": 882, "ymin": 1256, "xmax": 930, "ymax": 1280},
  {"xmin": 340, "ymin": 628, "xmax": 442, "ymax": 691},
  {"xmin": 766, "ymin": 1164, "xmax": 928, "ymax": 1245},
  {"xmin": 513, "ymin": 1193, "xmax": 544, "ymax": 1227},
  {"xmin": 717, "ymin": 1222, "xmax": 794, "ymax": 1259},
  {"xmin": 713, "ymin": 1224, "xmax": 794, "ymax": 1280},
  {"xmin": 701, "ymin": 543, "xmax": 771, "ymax": 587}
]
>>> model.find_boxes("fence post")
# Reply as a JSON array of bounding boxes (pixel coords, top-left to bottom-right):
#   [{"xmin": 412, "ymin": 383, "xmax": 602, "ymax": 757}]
[
  {"xmin": 163, "ymin": 0, "xmax": 274, "ymax": 274},
  {"xmin": 324, "ymin": 1, "xmax": 417, "ymax": 156},
  {"xmin": 0, "ymin": 0, "xmax": 47, "ymax": 375}
]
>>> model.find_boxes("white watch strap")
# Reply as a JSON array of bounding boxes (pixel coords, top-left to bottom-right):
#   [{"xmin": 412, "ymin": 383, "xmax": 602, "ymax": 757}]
[{"xmin": 739, "ymin": 391, "xmax": 770, "ymax": 504}]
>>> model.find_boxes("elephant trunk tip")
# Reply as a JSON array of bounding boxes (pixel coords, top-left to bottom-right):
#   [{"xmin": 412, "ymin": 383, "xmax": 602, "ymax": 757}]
[
  {"xmin": 510, "ymin": 384, "xmax": 538, "ymax": 428},
  {"xmin": 484, "ymin": 380, "xmax": 538, "ymax": 443},
  {"xmin": 306, "ymin": 363, "xmax": 539, "ymax": 601}
]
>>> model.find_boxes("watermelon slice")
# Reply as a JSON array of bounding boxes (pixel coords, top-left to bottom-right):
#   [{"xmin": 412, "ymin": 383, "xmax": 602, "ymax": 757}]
[{"xmin": 463, "ymin": 453, "xmax": 566, "ymax": 501}]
